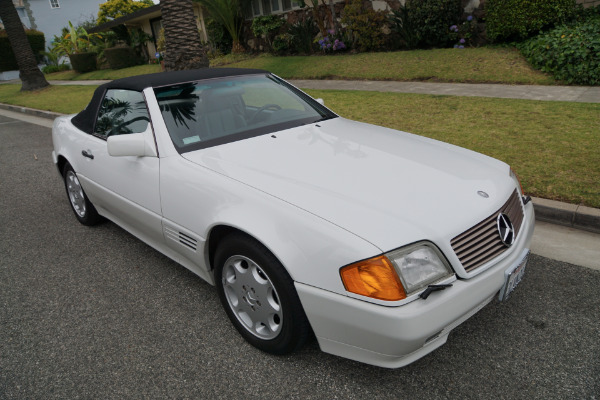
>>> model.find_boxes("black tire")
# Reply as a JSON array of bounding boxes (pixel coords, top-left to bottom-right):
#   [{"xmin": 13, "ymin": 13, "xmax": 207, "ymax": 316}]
[
  {"xmin": 214, "ymin": 233, "xmax": 311, "ymax": 355},
  {"xmin": 62, "ymin": 163, "xmax": 101, "ymax": 226}
]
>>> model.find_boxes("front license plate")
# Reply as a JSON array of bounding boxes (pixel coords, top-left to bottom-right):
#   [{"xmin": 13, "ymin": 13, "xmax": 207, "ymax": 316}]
[{"xmin": 499, "ymin": 249, "xmax": 530, "ymax": 301}]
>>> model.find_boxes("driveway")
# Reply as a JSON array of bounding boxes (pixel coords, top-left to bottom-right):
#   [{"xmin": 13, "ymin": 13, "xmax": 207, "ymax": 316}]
[{"xmin": 1, "ymin": 114, "xmax": 599, "ymax": 399}]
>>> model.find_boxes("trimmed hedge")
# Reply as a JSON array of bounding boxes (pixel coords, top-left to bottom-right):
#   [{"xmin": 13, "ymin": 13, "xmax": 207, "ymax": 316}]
[
  {"xmin": 104, "ymin": 46, "xmax": 140, "ymax": 69},
  {"xmin": 518, "ymin": 11, "xmax": 600, "ymax": 85},
  {"xmin": 69, "ymin": 52, "xmax": 97, "ymax": 73},
  {"xmin": 486, "ymin": 0, "xmax": 577, "ymax": 42},
  {"xmin": 0, "ymin": 29, "xmax": 45, "ymax": 72}
]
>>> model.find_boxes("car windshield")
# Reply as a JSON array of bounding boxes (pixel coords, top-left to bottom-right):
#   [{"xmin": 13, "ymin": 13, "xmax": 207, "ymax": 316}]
[{"xmin": 154, "ymin": 74, "xmax": 336, "ymax": 153}]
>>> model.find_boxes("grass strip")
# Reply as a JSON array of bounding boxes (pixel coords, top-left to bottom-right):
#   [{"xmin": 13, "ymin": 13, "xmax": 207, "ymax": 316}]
[
  {"xmin": 46, "ymin": 64, "xmax": 161, "ymax": 81},
  {"xmin": 0, "ymin": 84, "xmax": 96, "ymax": 114},
  {"xmin": 45, "ymin": 47, "xmax": 556, "ymax": 85},
  {"xmin": 1, "ymin": 84, "xmax": 597, "ymax": 207},
  {"xmin": 219, "ymin": 48, "xmax": 556, "ymax": 85}
]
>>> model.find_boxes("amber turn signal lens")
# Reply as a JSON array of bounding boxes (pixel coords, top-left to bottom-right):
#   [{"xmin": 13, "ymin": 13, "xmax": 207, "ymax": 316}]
[{"xmin": 340, "ymin": 256, "xmax": 407, "ymax": 301}]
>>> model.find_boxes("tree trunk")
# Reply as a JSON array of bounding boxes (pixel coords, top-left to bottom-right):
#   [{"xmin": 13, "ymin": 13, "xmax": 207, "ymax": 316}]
[
  {"xmin": 328, "ymin": 0, "xmax": 338, "ymax": 33},
  {"xmin": 0, "ymin": 0, "xmax": 49, "ymax": 91},
  {"xmin": 311, "ymin": 2, "xmax": 327, "ymax": 37},
  {"xmin": 160, "ymin": 0, "xmax": 209, "ymax": 71}
]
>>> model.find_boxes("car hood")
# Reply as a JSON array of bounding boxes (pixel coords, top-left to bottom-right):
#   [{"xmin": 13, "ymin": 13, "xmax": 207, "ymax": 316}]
[{"xmin": 182, "ymin": 117, "xmax": 515, "ymax": 252}]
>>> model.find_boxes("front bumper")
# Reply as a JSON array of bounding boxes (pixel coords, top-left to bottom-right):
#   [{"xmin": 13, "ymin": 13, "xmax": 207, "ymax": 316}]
[{"xmin": 296, "ymin": 201, "xmax": 535, "ymax": 368}]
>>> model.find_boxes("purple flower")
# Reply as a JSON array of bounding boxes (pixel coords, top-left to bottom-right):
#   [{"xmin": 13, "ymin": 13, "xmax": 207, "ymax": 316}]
[
  {"xmin": 467, "ymin": 15, "xmax": 473, "ymax": 21},
  {"xmin": 328, "ymin": 29, "xmax": 335, "ymax": 35},
  {"xmin": 450, "ymin": 25, "xmax": 458, "ymax": 32},
  {"xmin": 327, "ymin": 43, "xmax": 332, "ymax": 49},
  {"xmin": 318, "ymin": 39, "xmax": 324, "ymax": 45},
  {"xmin": 458, "ymin": 45, "xmax": 464, "ymax": 49},
  {"xmin": 459, "ymin": 38, "xmax": 466, "ymax": 44},
  {"xmin": 454, "ymin": 44, "xmax": 459, "ymax": 48}
]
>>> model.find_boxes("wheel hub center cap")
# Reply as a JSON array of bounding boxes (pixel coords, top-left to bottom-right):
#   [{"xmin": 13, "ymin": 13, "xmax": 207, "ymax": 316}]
[{"xmin": 244, "ymin": 290, "xmax": 258, "ymax": 306}]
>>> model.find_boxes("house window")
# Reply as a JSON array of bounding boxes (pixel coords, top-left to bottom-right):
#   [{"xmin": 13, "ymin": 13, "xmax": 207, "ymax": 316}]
[
  {"xmin": 247, "ymin": 0, "xmax": 302, "ymax": 18},
  {"xmin": 271, "ymin": 0, "xmax": 280, "ymax": 12},
  {"xmin": 261, "ymin": 0, "xmax": 271, "ymax": 15},
  {"xmin": 49, "ymin": 0, "xmax": 60, "ymax": 9}
]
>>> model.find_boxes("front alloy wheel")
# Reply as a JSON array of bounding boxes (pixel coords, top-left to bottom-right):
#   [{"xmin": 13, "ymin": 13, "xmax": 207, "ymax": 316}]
[
  {"xmin": 215, "ymin": 233, "xmax": 311, "ymax": 354},
  {"xmin": 221, "ymin": 255, "xmax": 283, "ymax": 340}
]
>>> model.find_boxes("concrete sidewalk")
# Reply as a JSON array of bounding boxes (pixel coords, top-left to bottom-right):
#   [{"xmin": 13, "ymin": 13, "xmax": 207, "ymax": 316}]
[
  {"xmin": 2, "ymin": 78, "xmax": 599, "ymax": 103},
  {"xmin": 289, "ymin": 80, "xmax": 600, "ymax": 103}
]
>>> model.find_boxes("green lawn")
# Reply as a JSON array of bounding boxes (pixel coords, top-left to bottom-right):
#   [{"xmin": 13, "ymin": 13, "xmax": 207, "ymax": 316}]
[
  {"xmin": 45, "ymin": 47, "xmax": 556, "ymax": 85},
  {"xmin": 0, "ymin": 84, "xmax": 96, "ymax": 114},
  {"xmin": 226, "ymin": 48, "xmax": 556, "ymax": 85},
  {"xmin": 46, "ymin": 64, "xmax": 161, "ymax": 81},
  {"xmin": 1, "ymin": 84, "xmax": 597, "ymax": 207}
]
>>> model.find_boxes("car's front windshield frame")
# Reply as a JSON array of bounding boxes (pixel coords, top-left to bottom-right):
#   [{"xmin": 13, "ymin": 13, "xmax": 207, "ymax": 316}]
[{"xmin": 153, "ymin": 73, "xmax": 337, "ymax": 154}]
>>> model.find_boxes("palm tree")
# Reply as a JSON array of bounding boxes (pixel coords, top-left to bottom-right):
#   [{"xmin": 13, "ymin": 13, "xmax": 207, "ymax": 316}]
[
  {"xmin": 0, "ymin": 0, "xmax": 49, "ymax": 91},
  {"xmin": 197, "ymin": 0, "xmax": 246, "ymax": 53},
  {"xmin": 160, "ymin": 0, "xmax": 209, "ymax": 71}
]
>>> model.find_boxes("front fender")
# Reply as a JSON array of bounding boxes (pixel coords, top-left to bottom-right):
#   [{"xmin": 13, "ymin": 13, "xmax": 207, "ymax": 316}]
[{"xmin": 159, "ymin": 155, "xmax": 381, "ymax": 295}]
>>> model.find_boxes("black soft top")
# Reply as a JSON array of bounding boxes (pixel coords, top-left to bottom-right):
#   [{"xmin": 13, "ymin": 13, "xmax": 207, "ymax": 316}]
[{"xmin": 71, "ymin": 68, "xmax": 268, "ymax": 134}]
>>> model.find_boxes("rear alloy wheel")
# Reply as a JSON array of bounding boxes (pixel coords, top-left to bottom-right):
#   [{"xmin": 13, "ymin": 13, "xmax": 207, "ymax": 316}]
[
  {"xmin": 63, "ymin": 163, "xmax": 101, "ymax": 226},
  {"xmin": 215, "ymin": 233, "xmax": 311, "ymax": 354}
]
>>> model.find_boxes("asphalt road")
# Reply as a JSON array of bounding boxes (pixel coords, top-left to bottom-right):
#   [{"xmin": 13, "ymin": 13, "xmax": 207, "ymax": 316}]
[{"xmin": 1, "ymin": 115, "xmax": 599, "ymax": 399}]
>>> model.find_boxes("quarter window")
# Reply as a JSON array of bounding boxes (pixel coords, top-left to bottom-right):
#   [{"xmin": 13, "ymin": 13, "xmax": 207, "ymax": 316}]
[
  {"xmin": 49, "ymin": 0, "xmax": 60, "ymax": 9},
  {"xmin": 94, "ymin": 89, "xmax": 150, "ymax": 138}
]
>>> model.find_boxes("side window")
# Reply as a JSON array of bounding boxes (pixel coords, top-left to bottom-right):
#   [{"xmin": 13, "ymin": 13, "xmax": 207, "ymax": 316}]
[{"xmin": 94, "ymin": 89, "xmax": 150, "ymax": 138}]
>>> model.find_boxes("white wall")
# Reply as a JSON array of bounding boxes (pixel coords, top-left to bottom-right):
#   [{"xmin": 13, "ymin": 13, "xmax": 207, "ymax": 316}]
[{"xmin": 26, "ymin": 0, "xmax": 105, "ymax": 50}]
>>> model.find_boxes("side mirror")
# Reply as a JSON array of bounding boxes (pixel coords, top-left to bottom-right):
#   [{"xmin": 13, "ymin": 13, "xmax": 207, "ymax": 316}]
[
  {"xmin": 316, "ymin": 98, "xmax": 325, "ymax": 106},
  {"xmin": 107, "ymin": 131, "xmax": 157, "ymax": 157}
]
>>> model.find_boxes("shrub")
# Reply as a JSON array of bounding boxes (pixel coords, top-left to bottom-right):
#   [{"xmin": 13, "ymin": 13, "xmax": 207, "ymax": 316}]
[
  {"xmin": 288, "ymin": 16, "xmax": 317, "ymax": 54},
  {"xmin": 273, "ymin": 33, "xmax": 293, "ymax": 55},
  {"xmin": 341, "ymin": 0, "xmax": 387, "ymax": 52},
  {"xmin": 206, "ymin": 18, "xmax": 232, "ymax": 55},
  {"xmin": 104, "ymin": 46, "xmax": 140, "ymax": 69},
  {"xmin": 405, "ymin": 0, "xmax": 461, "ymax": 48},
  {"xmin": 449, "ymin": 15, "xmax": 479, "ymax": 48},
  {"xmin": 388, "ymin": 3, "xmax": 419, "ymax": 49},
  {"xmin": 68, "ymin": 52, "xmax": 97, "ymax": 73},
  {"xmin": 42, "ymin": 64, "xmax": 71, "ymax": 74},
  {"xmin": 0, "ymin": 29, "xmax": 45, "ymax": 72},
  {"xmin": 251, "ymin": 15, "xmax": 285, "ymax": 51},
  {"xmin": 485, "ymin": 0, "xmax": 577, "ymax": 43},
  {"xmin": 317, "ymin": 30, "xmax": 347, "ymax": 53},
  {"xmin": 518, "ymin": 11, "xmax": 600, "ymax": 85}
]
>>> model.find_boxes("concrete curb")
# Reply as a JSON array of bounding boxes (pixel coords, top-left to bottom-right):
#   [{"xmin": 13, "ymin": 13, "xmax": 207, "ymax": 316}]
[
  {"xmin": 0, "ymin": 102, "xmax": 64, "ymax": 120},
  {"xmin": 532, "ymin": 197, "xmax": 600, "ymax": 234},
  {"xmin": 2, "ymin": 102, "xmax": 599, "ymax": 234}
]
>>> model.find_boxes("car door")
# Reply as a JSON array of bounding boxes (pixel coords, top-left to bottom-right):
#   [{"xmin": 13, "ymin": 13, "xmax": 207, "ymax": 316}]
[{"xmin": 76, "ymin": 89, "xmax": 163, "ymax": 245}]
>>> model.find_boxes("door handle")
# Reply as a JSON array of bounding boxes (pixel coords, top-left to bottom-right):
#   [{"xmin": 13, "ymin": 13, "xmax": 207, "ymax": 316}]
[{"xmin": 81, "ymin": 150, "xmax": 94, "ymax": 160}]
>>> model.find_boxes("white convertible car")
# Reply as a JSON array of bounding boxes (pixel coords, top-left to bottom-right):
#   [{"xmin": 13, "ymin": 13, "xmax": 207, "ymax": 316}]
[{"xmin": 52, "ymin": 68, "xmax": 535, "ymax": 368}]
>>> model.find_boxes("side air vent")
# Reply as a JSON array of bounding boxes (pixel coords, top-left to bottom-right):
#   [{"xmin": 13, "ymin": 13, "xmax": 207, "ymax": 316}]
[{"xmin": 164, "ymin": 226, "xmax": 198, "ymax": 252}]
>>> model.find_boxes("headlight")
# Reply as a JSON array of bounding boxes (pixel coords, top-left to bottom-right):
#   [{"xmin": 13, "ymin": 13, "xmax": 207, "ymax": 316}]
[
  {"xmin": 386, "ymin": 243, "xmax": 453, "ymax": 295},
  {"xmin": 340, "ymin": 242, "xmax": 453, "ymax": 301}
]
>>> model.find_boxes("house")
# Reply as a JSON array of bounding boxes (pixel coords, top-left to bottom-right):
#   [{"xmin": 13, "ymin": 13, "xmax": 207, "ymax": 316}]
[
  {"xmin": 4, "ymin": 0, "xmax": 107, "ymax": 50},
  {"xmin": 0, "ymin": 0, "xmax": 33, "ymax": 28},
  {"xmin": 89, "ymin": 3, "xmax": 208, "ymax": 60}
]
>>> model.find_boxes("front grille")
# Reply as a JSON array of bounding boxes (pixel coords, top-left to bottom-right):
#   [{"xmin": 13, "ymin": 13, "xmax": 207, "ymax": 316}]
[{"xmin": 451, "ymin": 190, "xmax": 524, "ymax": 272}]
